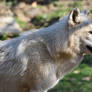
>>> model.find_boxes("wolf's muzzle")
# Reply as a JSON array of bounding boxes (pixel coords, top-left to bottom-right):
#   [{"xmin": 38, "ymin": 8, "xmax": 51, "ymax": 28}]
[{"xmin": 86, "ymin": 45, "xmax": 92, "ymax": 53}]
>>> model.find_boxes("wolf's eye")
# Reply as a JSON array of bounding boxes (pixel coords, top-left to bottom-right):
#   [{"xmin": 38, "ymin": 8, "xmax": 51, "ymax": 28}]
[{"xmin": 89, "ymin": 31, "xmax": 92, "ymax": 34}]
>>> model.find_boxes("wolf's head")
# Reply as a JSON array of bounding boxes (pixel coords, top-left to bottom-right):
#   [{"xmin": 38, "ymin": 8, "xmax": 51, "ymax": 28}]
[
  {"xmin": 67, "ymin": 8, "xmax": 92, "ymax": 56},
  {"xmin": 43, "ymin": 8, "xmax": 92, "ymax": 60}
]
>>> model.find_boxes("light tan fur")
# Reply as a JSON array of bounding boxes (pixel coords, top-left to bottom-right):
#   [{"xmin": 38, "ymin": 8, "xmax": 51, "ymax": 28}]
[{"xmin": 0, "ymin": 8, "xmax": 92, "ymax": 92}]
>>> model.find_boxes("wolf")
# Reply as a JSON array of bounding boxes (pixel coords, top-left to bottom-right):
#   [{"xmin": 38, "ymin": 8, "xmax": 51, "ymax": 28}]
[{"xmin": 0, "ymin": 8, "xmax": 92, "ymax": 92}]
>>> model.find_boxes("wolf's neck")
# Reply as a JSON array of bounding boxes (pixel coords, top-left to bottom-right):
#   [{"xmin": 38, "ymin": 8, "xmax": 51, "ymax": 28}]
[
  {"xmin": 56, "ymin": 54, "xmax": 83, "ymax": 79},
  {"xmin": 41, "ymin": 15, "xmax": 71, "ymax": 60}
]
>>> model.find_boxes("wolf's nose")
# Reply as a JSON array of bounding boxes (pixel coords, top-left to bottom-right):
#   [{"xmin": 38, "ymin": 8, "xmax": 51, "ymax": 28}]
[{"xmin": 89, "ymin": 31, "xmax": 92, "ymax": 34}]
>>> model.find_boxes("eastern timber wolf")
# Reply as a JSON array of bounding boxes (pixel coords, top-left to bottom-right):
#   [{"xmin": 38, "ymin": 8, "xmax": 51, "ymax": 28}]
[{"xmin": 0, "ymin": 8, "xmax": 92, "ymax": 92}]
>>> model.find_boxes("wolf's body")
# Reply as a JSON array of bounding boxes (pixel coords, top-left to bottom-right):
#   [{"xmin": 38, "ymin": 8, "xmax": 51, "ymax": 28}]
[{"xmin": 0, "ymin": 8, "xmax": 92, "ymax": 92}]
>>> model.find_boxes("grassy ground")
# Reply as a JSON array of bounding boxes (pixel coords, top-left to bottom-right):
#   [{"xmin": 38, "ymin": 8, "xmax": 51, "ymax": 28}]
[
  {"xmin": 14, "ymin": 0, "xmax": 92, "ymax": 30},
  {"xmin": 15, "ymin": 0, "xmax": 84, "ymax": 30}
]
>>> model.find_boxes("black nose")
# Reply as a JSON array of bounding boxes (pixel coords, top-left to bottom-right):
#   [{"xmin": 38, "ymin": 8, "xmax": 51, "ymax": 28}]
[
  {"xmin": 89, "ymin": 31, "xmax": 92, "ymax": 34},
  {"xmin": 86, "ymin": 45, "xmax": 92, "ymax": 53}
]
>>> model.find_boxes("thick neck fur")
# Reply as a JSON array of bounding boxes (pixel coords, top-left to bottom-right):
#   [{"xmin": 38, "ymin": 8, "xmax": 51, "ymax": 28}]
[
  {"xmin": 41, "ymin": 15, "xmax": 81, "ymax": 61},
  {"xmin": 40, "ymin": 16, "xmax": 83, "ymax": 79}
]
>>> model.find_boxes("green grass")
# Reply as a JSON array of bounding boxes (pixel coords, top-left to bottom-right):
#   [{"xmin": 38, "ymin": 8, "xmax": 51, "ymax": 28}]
[
  {"xmin": 14, "ymin": 16, "xmax": 35, "ymax": 30},
  {"xmin": 73, "ymin": 1, "xmax": 82, "ymax": 8},
  {"xmin": 14, "ymin": 16, "xmax": 28, "ymax": 29},
  {"xmin": 0, "ymin": 34, "xmax": 8, "ymax": 40},
  {"xmin": 30, "ymin": 0, "xmax": 83, "ymax": 28},
  {"xmin": 0, "ymin": 33, "xmax": 19, "ymax": 40},
  {"xmin": 68, "ymin": 1, "xmax": 82, "ymax": 8},
  {"xmin": 90, "ymin": 8, "xmax": 92, "ymax": 13},
  {"xmin": 31, "ymin": 8, "xmax": 69, "ymax": 28}
]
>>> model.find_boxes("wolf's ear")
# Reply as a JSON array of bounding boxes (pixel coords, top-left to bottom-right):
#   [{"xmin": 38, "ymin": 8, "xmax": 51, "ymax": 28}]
[{"xmin": 68, "ymin": 8, "xmax": 80, "ymax": 27}]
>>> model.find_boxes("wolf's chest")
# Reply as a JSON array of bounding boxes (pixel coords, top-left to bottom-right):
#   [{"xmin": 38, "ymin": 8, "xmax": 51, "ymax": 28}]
[{"xmin": 56, "ymin": 55, "xmax": 83, "ymax": 79}]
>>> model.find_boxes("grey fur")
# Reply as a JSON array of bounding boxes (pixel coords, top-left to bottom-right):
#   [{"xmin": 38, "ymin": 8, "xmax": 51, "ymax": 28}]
[{"xmin": 0, "ymin": 8, "xmax": 92, "ymax": 92}]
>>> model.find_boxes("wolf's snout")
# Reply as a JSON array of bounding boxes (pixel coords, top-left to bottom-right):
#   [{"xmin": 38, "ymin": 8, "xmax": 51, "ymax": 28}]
[
  {"xmin": 84, "ymin": 35, "xmax": 92, "ymax": 53},
  {"xmin": 86, "ymin": 45, "xmax": 92, "ymax": 53},
  {"xmin": 89, "ymin": 31, "xmax": 92, "ymax": 34}
]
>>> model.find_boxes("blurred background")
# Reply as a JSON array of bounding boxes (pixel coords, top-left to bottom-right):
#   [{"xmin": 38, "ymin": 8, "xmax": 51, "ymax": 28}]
[{"xmin": 0, "ymin": 0, "xmax": 92, "ymax": 92}]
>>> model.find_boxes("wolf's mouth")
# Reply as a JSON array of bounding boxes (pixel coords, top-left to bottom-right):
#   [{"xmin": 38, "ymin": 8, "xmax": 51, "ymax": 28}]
[{"xmin": 86, "ymin": 45, "xmax": 92, "ymax": 53}]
